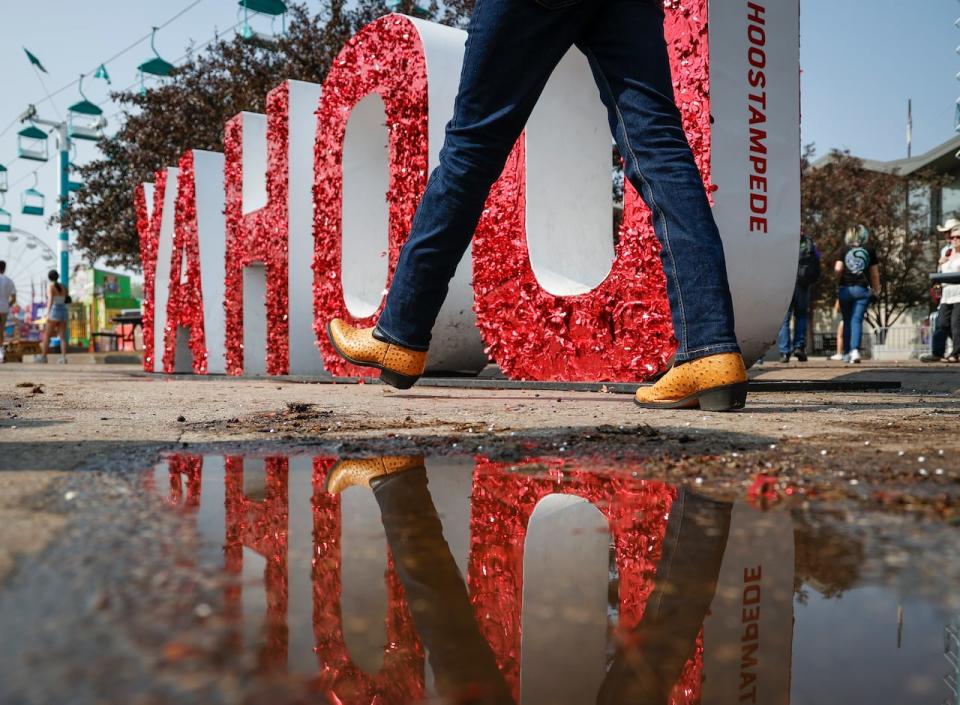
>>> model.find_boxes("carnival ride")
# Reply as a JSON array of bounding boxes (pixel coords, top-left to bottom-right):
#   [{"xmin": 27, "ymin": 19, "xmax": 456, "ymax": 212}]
[{"xmin": 0, "ymin": 227, "xmax": 58, "ymax": 302}]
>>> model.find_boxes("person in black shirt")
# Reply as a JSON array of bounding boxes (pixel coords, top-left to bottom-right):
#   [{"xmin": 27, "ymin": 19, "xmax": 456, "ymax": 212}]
[{"xmin": 834, "ymin": 225, "xmax": 880, "ymax": 364}]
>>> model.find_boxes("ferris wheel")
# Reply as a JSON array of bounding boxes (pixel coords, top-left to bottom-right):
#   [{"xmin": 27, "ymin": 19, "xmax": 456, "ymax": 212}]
[{"xmin": 0, "ymin": 228, "xmax": 58, "ymax": 303}]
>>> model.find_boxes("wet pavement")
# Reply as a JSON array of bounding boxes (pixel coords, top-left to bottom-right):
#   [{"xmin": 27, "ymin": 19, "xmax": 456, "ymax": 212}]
[{"xmin": 2, "ymin": 445, "xmax": 959, "ymax": 705}]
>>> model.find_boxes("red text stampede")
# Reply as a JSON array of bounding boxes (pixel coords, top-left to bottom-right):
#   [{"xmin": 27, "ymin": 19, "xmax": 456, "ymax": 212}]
[
  {"xmin": 747, "ymin": 2, "xmax": 769, "ymax": 235},
  {"xmin": 740, "ymin": 565, "xmax": 762, "ymax": 703}
]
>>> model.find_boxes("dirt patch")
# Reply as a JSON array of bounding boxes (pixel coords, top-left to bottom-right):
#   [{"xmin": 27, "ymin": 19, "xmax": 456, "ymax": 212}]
[{"xmin": 189, "ymin": 399, "xmax": 514, "ymax": 439}]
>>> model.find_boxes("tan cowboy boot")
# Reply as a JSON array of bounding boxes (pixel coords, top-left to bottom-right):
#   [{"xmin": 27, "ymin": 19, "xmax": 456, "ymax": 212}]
[
  {"xmin": 325, "ymin": 456, "xmax": 425, "ymax": 494},
  {"xmin": 634, "ymin": 353, "xmax": 748, "ymax": 411},
  {"xmin": 326, "ymin": 318, "xmax": 427, "ymax": 389}
]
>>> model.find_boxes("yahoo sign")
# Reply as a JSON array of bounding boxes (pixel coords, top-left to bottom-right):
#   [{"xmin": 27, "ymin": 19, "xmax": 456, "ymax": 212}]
[{"xmin": 136, "ymin": 2, "xmax": 800, "ymax": 382}]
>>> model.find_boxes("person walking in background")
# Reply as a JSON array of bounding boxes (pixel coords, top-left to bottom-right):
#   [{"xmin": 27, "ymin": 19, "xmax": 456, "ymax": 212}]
[
  {"xmin": 0, "ymin": 261, "xmax": 16, "ymax": 364},
  {"xmin": 326, "ymin": 0, "xmax": 748, "ymax": 412},
  {"xmin": 778, "ymin": 232, "xmax": 820, "ymax": 362},
  {"xmin": 834, "ymin": 225, "xmax": 880, "ymax": 364},
  {"xmin": 35, "ymin": 270, "xmax": 68, "ymax": 364},
  {"xmin": 935, "ymin": 219, "xmax": 960, "ymax": 363}
]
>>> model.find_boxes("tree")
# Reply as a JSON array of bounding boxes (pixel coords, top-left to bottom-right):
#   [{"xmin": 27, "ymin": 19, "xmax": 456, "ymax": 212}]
[
  {"xmin": 62, "ymin": 1, "xmax": 470, "ymax": 270},
  {"xmin": 801, "ymin": 146, "xmax": 951, "ymax": 330}
]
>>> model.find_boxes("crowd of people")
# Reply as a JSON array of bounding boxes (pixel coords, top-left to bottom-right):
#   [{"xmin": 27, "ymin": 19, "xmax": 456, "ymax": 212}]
[
  {"xmin": 778, "ymin": 224, "xmax": 882, "ymax": 364},
  {"xmin": 776, "ymin": 213, "xmax": 960, "ymax": 365}
]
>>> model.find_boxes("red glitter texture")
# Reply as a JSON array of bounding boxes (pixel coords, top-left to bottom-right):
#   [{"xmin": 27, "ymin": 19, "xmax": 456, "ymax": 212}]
[
  {"xmin": 144, "ymin": 452, "xmax": 202, "ymax": 510},
  {"xmin": 148, "ymin": 452, "xmax": 708, "ymax": 701},
  {"xmin": 468, "ymin": 457, "xmax": 703, "ymax": 704},
  {"xmin": 134, "ymin": 171, "xmax": 166, "ymax": 372},
  {"xmin": 224, "ymin": 84, "xmax": 292, "ymax": 376},
  {"xmin": 312, "ymin": 15, "xmax": 429, "ymax": 377},
  {"xmin": 224, "ymin": 456, "xmax": 291, "ymax": 669},
  {"xmin": 311, "ymin": 457, "xmax": 426, "ymax": 703},
  {"xmin": 163, "ymin": 151, "xmax": 209, "ymax": 374},
  {"xmin": 472, "ymin": 0, "xmax": 711, "ymax": 382}
]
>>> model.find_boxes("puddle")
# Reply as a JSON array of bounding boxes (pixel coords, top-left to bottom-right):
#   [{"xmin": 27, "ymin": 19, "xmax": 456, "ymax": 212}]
[{"xmin": 136, "ymin": 451, "xmax": 960, "ymax": 705}]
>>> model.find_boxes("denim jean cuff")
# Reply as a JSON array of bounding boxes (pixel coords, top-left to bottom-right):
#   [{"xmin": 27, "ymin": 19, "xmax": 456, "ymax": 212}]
[
  {"xmin": 372, "ymin": 324, "xmax": 431, "ymax": 352},
  {"xmin": 673, "ymin": 343, "xmax": 742, "ymax": 363}
]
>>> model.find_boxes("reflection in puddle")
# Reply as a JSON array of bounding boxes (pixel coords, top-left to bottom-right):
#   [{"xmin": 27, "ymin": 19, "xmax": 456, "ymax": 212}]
[{"xmin": 144, "ymin": 453, "xmax": 957, "ymax": 705}]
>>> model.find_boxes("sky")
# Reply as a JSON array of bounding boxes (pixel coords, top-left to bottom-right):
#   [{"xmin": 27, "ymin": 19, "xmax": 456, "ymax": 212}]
[{"xmin": 0, "ymin": 0, "xmax": 957, "ymax": 296}]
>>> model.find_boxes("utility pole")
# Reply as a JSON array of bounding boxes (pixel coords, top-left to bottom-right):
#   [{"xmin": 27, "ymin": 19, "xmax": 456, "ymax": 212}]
[
  {"xmin": 19, "ymin": 103, "xmax": 104, "ymax": 291},
  {"xmin": 906, "ymin": 99, "xmax": 912, "ymax": 159},
  {"xmin": 29, "ymin": 115, "xmax": 70, "ymax": 289}
]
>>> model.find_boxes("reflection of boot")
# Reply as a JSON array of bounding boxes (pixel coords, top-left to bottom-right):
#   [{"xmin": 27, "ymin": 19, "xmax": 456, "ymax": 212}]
[{"xmin": 325, "ymin": 455, "xmax": 425, "ymax": 494}]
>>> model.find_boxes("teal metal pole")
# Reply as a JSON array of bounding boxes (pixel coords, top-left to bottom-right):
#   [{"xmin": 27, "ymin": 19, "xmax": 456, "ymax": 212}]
[{"xmin": 58, "ymin": 124, "xmax": 70, "ymax": 289}]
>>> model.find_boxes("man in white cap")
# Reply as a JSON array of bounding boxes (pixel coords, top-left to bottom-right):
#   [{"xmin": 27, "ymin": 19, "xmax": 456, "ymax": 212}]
[
  {"xmin": 0, "ymin": 261, "xmax": 17, "ymax": 363},
  {"xmin": 923, "ymin": 218, "xmax": 960, "ymax": 362}
]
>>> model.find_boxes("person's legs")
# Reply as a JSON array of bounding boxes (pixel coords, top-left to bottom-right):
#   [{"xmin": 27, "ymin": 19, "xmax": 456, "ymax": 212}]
[
  {"xmin": 849, "ymin": 286, "xmax": 870, "ymax": 352},
  {"xmin": 40, "ymin": 320, "xmax": 53, "ymax": 357},
  {"xmin": 951, "ymin": 304, "xmax": 960, "ymax": 360},
  {"xmin": 0, "ymin": 312, "xmax": 6, "ymax": 362},
  {"xmin": 793, "ymin": 286, "xmax": 810, "ymax": 354},
  {"xmin": 838, "ymin": 287, "xmax": 853, "ymax": 354},
  {"xmin": 576, "ymin": 0, "xmax": 738, "ymax": 363},
  {"xmin": 373, "ymin": 0, "xmax": 592, "ymax": 351},
  {"xmin": 777, "ymin": 300, "xmax": 794, "ymax": 356},
  {"xmin": 58, "ymin": 321, "xmax": 67, "ymax": 358},
  {"xmin": 934, "ymin": 305, "xmax": 950, "ymax": 357}
]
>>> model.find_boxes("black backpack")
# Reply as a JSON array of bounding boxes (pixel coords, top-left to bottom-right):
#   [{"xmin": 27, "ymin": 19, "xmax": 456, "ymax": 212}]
[{"xmin": 796, "ymin": 237, "xmax": 821, "ymax": 286}]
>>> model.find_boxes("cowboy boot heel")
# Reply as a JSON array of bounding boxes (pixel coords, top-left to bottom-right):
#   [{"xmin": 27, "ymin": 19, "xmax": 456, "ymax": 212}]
[
  {"xmin": 379, "ymin": 368, "xmax": 420, "ymax": 390},
  {"xmin": 697, "ymin": 381, "xmax": 748, "ymax": 412}
]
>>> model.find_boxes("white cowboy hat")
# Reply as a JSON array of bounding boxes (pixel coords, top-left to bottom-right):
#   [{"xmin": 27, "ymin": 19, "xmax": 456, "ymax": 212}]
[{"xmin": 936, "ymin": 217, "xmax": 960, "ymax": 233}]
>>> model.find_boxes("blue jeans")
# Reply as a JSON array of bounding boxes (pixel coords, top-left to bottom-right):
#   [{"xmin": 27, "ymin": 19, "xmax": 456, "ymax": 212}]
[
  {"xmin": 375, "ymin": 0, "xmax": 739, "ymax": 363},
  {"xmin": 777, "ymin": 285, "xmax": 810, "ymax": 354},
  {"xmin": 839, "ymin": 285, "xmax": 871, "ymax": 353}
]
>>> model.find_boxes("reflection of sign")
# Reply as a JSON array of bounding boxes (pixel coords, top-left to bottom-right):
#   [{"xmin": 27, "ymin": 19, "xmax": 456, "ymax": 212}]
[{"xmin": 702, "ymin": 503, "xmax": 794, "ymax": 705}]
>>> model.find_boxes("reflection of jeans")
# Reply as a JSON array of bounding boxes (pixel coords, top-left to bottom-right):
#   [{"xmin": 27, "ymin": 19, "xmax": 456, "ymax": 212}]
[
  {"xmin": 372, "ymin": 468, "xmax": 730, "ymax": 705},
  {"xmin": 597, "ymin": 489, "xmax": 731, "ymax": 705},
  {"xmin": 839, "ymin": 285, "xmax": 871, "ymax": 353},
  {"xmin": 372, "ymin": 468, "xmax": 514, "ymax": 704},
  {"xmin": 777, "ymin": 285, "xmax": 810, "ymax": 354},
  {"xmin": 376, "ymin": 0, "xmax": 739, "ymax": 363}
]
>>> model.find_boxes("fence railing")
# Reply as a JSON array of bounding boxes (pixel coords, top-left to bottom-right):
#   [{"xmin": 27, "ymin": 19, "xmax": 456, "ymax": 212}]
[
  {"xmin": 810, "ymin": 323, "xmax": 927, "ymax": 360},
  {"xmin": 871, "ymin": 324, "xmax": 924, "ymax": 360}
]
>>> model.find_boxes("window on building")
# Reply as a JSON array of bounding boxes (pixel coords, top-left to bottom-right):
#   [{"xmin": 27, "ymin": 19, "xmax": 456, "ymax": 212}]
[{"xmin": 941, "ymin": 183, "xmax": 960, "ymax": 222}]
